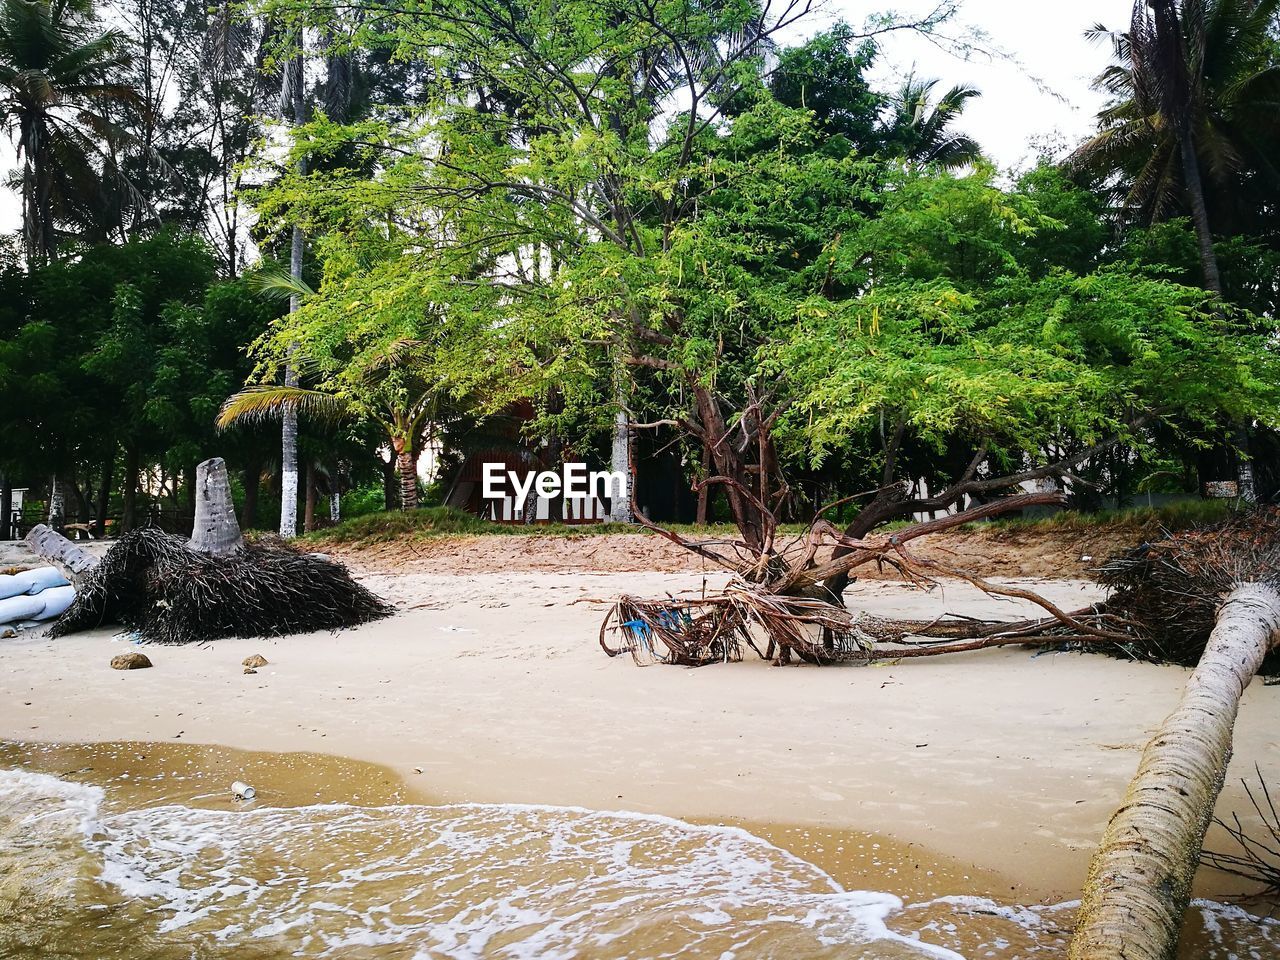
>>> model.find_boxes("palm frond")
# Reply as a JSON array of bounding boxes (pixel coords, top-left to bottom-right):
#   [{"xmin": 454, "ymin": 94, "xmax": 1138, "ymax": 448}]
[
  {"xmin": 217, "ymin": 385, "xmax": 352, "ymax": 430},
  {"xmin": 250, "ymin": 266, "xmax": 315, "ymax": 302}
]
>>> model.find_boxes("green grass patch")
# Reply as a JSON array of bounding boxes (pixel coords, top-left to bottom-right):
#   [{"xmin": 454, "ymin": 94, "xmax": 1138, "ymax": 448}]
[
  {"xmin": 305, "ymin": 506, "xmax": 763, "ymax": 547},
  {"xmin": 307, "ymin": 500, "xmax": 1238, "ymax": 548},
  {"xmin": 977, "ymin": 499, "xmax": 1236, "ymax": 535}
]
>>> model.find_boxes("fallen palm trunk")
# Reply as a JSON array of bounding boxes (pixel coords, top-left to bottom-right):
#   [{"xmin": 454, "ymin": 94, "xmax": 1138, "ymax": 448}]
[
  {"xmin": 24, "ymin": 524, "xmax": 100, "ymax": 580},
  {"xmin": 1069, "ymin": 583, "xmax": 1280, "ymax": 960}
]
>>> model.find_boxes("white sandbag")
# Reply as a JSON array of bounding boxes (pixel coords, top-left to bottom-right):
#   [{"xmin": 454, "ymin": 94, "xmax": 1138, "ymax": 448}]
[
  {"xmin": 0, "ymin": 585, "xmax": 75, "ymax": 626},
  {"xmin": 0, "ymin": 594, "xmax": 45, "ymax": 624},
  {"xmin": 0, "ymin": 566, "xmax": 71, "ymax": 600},
  {"xmin": 34, "ymin": 585, "xmax": 74, "ymax": 619}
]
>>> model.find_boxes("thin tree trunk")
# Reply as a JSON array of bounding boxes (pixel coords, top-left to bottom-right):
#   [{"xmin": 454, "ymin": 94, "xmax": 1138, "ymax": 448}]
[
  {"xmin": 304, "ymin": 460, "xmax": 317, "ymax": 532},
  {"xmin": 241, "ymin": 456, "xmax": 260, "ymax": 530},
  {"xmin": 330, "ymin": 459, "xmax": 343, "ymax": 523},
  {"xmin": 609, "ymin": 374, "xmax": 633, "ymax": 523},
  {"xmin": 185, "ymin": 460, "xmax": 198, "ymax": 530},
  {"xmin": 71, "ymin": 474, "xmax": 90, "ymax": 524},
  {"xmin": 121, "ymin": 445, "xmax": 140, "ymax": 532},
  {"xmin": 1177, "ymin": 133, "xmax": 1255, "ymax": 502},
  {"xmin": 47, "ymin": 474, "xmax": 65, "ymax": 529},
  {"xmin": 382, "ymin": 453, "xmax": 397, "ymax": 511},
  {"xmin": 279, "ymin": 49, "xmax": 306, "ymax": 538},
  {"xmin": 1069, "ymin": 583, "xmax": 1280, "ymax": 960},
  {"xmin": 1179, "ymin": 134, "xmax": 1222, "ymax": 296},
  {"xmin": 95, "ymin": 457, "xmax": 112, "ymax": 537},
  {"xmin": 0, "ymin": 473, "xmax": 11, "ymax": 540},
  {"xmin": 696, "ymin": 445, "xmax": 710, "ymax": 525}
]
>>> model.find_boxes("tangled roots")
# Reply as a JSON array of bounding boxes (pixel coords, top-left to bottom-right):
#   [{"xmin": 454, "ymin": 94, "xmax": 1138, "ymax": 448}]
[{"xmin": 51, "ymin": 527, "xmax": 392, "ymax": 644}]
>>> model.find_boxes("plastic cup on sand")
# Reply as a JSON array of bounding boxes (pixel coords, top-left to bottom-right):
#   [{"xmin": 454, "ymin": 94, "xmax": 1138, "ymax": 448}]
[{"xmin": 231, "ymin": 781, "xmax": 256, "ymax": 801}]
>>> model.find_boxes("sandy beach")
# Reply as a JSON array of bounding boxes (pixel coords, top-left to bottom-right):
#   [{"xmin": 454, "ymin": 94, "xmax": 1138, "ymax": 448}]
[{"xmin": 3, "ymin": 539, "xmax": 1277, "ymax": 911}]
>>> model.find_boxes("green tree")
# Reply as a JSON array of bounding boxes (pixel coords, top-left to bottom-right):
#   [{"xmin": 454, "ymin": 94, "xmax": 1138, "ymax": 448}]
[
  {"xmin": 246, "ymin": 0, "xmax": 1280, "ymax": 598},
  {"xmin": 0, "ymin": 0, "xmax": 136, "ymax": 260},
  {"xmin": 0, "ymin": 233, "xmax": 279, "ymax": 531},
  {"xmin": 876, "ymin": 75, "xmax": 982, "ymax": 169},
  {"xmin": 216, "ymin": 254, "xmax": 473, "ymax": 512},
  {"xmin": 1071, "ymin": 0, "xmax": 1280, "ymax": 292}
]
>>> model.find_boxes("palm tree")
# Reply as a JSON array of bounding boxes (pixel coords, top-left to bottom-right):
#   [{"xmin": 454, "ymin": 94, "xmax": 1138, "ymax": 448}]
[
  {"xmin": 217, "ymin": 271, "xmax": 439, "ymax": 512},
  {"xmin": 277, "ymin": 41, "xmax": 306, "ymax": 536},
  {"xmin": 0, "ymin": 0, "xmax": 136, "ymax": 260},
  {"xmin": 1071, "ymin": 0, "xmax": 1279, "ymax": 501},
  {"xmin": 877, "ymin": 75, "xmax": 982, "ymax": 169},
  {"xmin": 1071, "ymin": 0, "xmax": 1280, "ymax": 293}
]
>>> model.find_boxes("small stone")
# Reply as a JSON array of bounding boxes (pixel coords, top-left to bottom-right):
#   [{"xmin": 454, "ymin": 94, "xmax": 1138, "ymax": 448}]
[
  {"xmin": 242, "ymin": 654, "xmax": 269, "ymax": 668},
  {"xmin": 111, "ymin": 653, "xmax": 152, "ymax": 670},
  {"xmin": 243, "ymin": 666, "xmax": 258, "ymax": 675}
]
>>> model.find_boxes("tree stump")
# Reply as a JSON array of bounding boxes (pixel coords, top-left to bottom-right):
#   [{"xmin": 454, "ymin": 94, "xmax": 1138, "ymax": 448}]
[{"xmin": 189, "ymin": 457, "xmax": 244, "ymax": 556}]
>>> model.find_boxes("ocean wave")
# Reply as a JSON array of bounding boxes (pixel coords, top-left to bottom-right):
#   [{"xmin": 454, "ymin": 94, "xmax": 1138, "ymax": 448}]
[{"xmin": 2, "ymin": 768, "xmax": 1278, "ymax": 960}]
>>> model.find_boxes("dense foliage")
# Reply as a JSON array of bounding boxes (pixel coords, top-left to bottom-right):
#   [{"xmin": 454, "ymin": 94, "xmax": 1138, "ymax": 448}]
[{"xmin": 1, "ymin": 0, "xmax": 1278, "ymax": 546}]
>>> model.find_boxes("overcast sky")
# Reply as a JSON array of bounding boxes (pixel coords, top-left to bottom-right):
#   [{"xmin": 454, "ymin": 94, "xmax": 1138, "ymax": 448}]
[
  {"xmin": 0, "ymin": 0, "xmax": 1128, "ymax": 240},
  {"xmin": 850, "ymin": 0, "xmax": 1123, "ymax": 171}
]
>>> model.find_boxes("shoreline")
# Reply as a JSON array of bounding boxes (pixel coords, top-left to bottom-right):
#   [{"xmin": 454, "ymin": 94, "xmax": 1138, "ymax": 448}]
[
  {"xmin": 0, "ymin": 737, "xmax": 1016, "ymax": 908},
  {"xmin": 2, "ymin": 569, "xmax": 1277, "ymax": 906}
]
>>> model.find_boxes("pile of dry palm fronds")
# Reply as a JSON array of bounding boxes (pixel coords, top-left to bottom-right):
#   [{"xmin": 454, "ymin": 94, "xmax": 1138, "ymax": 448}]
[
  {"xmin": 1096, "ymin": 507, "xmax": 1280, "ymax": 669},
  {"xmin": 600, "ymin": 586, "xmax": 874, "ymax": 666},
  {"xmin": 51, "ymin": 527, "xmax": 392, "ymax": 645}
]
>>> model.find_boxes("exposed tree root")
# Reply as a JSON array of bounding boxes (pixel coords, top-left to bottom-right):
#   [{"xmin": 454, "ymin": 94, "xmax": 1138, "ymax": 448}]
[{"xmin": 51, "ymin": 526, "xmax": 393, "ymax": 644}]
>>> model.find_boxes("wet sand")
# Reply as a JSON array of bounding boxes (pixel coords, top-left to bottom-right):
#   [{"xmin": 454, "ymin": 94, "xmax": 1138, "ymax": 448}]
[{"xmin": 2, "ymin": 739, "xmax": 993, "ymax": 903}]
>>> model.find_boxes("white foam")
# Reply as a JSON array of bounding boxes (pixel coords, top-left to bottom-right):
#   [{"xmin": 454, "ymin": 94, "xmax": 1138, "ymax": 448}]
[
  {"xmin": 7, "ymin": 770, "xmax": 1275, "ymax": 960},
  {"xmin": 76, "ymin": 797, "xmax": 965, "ymax": 959},
  {"xmin": 0, "ymin": 767, "xmax": 104, "ymax": 832}
]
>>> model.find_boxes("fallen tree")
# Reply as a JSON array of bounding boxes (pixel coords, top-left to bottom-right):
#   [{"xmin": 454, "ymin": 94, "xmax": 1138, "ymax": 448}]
[
  {"xmin": 24, "ymin": 524, "xmax": 100, "ymax": 581},
  {"xmin": 44, "ymin": 458, "xmax": 392, "ymax": 644},
  {"xmin": 1067, "ymin": 516, "xmax": 1280, "ymax": 960}
]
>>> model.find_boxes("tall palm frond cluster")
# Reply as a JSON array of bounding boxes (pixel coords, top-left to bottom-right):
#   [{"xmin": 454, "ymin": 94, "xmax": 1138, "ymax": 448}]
[
  {"xmin": 1071, "ymin": 0, "xmax": 1280, "ymax": 237},
  {"xmin": 0, "ymin": 0, "xmax": 139, "ymax": 260},
  {"xmin": 879, "ymin": 75, "xmax": 982, "ymax": 169}
]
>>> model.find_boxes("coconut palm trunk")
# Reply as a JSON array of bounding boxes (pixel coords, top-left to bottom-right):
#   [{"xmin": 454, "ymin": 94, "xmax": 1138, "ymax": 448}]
[
  {"xmin": 22, "ymin": 128, "xmax": 56, "ymax": 261},
  {"xmin": 279, "ymin": 51, "xmax": 305, "ymax": 538},
  {"xmin": 609, "ymin": 372, "xmax": 633, "ymax": 523},
  {"xmin": 46, "ymin": 474, "xmax": 64, "ymax": 529},
  {"xmin": 395, "ymin": 447, "xmax": 418, "ymax": 511},
  {"xmin": 189, "ymin": 458, "xmax": 244, "ymax": 556},
  {"xmin": 1069, "ymin": 583, "xmax": 1280, "ymax": 960},
  {"xmin": 397, "ymin": 450, "xmax": 417, "ymax": 512},
  {"xmin": 1179, "ymin": 135, "xmax": 1222, "ymax": 296}
]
